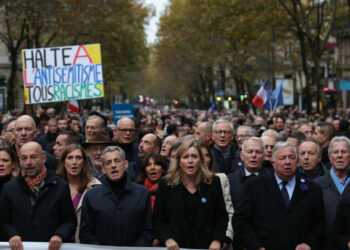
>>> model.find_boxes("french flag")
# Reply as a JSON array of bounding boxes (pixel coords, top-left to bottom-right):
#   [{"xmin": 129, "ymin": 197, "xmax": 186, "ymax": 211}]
[
  {"xmin": 68, "ymin": 100, "xmax": 79, "ymax": 113},
  {"xmin": 252, "ymin": 80, "xmax": 270, "ymax": 108}
]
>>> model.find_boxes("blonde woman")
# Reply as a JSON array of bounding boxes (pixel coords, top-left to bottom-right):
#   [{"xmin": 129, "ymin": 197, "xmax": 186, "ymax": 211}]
[{"xmin": 154, "ymin": 139, "xmax": 228, "ymax": 250}]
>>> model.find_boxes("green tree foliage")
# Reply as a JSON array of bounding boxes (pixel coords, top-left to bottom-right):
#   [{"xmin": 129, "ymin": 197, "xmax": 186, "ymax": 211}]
[
  {"xmin": 0, "ymin": 0, "xmax": 150, "ymax": 109},
  {"xmin": 152, "ymin": 0, "xmax": 342, "ymax": 112}
]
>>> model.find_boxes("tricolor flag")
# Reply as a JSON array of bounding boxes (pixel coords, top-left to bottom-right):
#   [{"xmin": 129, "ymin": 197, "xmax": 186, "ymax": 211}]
[
  {"xmin": 68, "ymin": 100, "xmax": 79, "ymax": 113},
  {"xmin": 252, "ymin": 80, "xmax": 270, "ymax": 108}
]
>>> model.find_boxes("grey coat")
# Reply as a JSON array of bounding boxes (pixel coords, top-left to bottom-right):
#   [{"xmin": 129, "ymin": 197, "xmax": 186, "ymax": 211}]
[{"xmin": 314, "ymin": 171, "xmax": 350, "ymax": 232}]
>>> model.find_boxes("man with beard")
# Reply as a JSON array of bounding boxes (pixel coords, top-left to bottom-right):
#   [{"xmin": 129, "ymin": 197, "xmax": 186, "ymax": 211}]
[{"xmin": 0, "ymin": 142, "xmax": 76, "ymax": 250}]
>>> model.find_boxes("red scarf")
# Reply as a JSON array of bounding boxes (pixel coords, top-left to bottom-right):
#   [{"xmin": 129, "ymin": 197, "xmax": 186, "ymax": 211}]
[
  {"xmin": 22, "ymin": 166, "xmax": 47, "ymax": 189},
  {"xmin": 144, "ymin": 177, "xmax": 158, "ymax": 212}
]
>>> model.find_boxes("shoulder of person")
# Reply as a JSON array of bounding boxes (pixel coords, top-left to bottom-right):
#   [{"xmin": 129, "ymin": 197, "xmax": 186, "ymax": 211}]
[
  {"xmin": 312, "ymin": 174, "xmax": 329, "ymax": 186},
  {"xmin": 131, "ymin": 181, "xmax": 150, "ymax": 194},
  {"xmin": 87, "ymin": 177, "xmax": 101, "ymax": 189}
]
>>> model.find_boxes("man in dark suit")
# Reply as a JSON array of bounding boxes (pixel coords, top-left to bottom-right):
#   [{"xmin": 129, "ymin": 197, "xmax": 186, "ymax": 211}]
[
  {"xmin": 233, "ymin": 141, "xmax": 326, "ymax": 250},
  {"xmin": 228, "ymin": 137, "xmax": 270, "ymax": 208}
]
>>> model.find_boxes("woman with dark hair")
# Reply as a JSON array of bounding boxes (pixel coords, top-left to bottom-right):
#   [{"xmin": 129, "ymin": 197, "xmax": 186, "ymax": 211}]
[
  {"xmin": 136, "ymin": 152, "xmax": 168, "ymax": 211},
  {"xmin": 0, "ymin": 147, "xmax": 19, "ymax": 194},
  {"xmin": 199, "ymin": 141, "xmax": 234, "ymax": 250},
  {"xmin": 154, "ymin": 139, "xmax": 228, "ymax": 250},
  {"xmin": 56, "ymin": 144, "xmax": 101, "ymax": 242}
]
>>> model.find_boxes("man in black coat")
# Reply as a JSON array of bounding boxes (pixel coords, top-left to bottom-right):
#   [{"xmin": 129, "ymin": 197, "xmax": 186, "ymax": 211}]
[
  {"xmin": 212, "ymin": 120, "xmax": 241, "ymax": 174},
  {"xmin": 0, "ymin": 142, "xmax": 76, "ymax": 250},
  {"xmin": 233, "ymin": 141, "xmax": 326, "ymax": 250},
  {"xmin": 79, "ymin": 146, "xmax": 153, "ymax": 246},
  {"xmin": 314, "ymin": 136, "xmax": 350, "ymax": 234},
  {"xmin": 228, "ymin": 137, "xmax": 271, "ymax": 209}
]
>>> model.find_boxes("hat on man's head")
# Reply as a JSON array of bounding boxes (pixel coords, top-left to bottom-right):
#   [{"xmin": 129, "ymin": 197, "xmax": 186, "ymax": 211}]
[{"xmin": 82, "ymin": 129, "xmax": 114, "ymax": 148}]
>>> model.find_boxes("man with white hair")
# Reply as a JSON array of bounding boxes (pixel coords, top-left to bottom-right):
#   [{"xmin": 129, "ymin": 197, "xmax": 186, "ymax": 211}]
[
  {"xmin": 228, "ymin": 137, "xmax": 271, "ymax": 208},
  {"xmin": 212, "ymin": 120, "xmax": 240, "ymax": 174},
  {"xmin": 314, "ymin": 136, "xmax": 350, "ymax": 234},
  {"xmin": 233, "ymin": 141, "xmax": 326, "ymax": 250}
]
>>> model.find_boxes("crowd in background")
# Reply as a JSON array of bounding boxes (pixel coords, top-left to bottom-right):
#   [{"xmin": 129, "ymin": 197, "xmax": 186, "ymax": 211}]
[{"xmin": 0, "ymin": 105, "xmax": 349, "ymax": 250}]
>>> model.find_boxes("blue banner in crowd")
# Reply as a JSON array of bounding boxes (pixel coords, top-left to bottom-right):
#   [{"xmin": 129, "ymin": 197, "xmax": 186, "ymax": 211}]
[{"xmin": 111, "ymin": 104, "xmax": 134, "ymax": 124}]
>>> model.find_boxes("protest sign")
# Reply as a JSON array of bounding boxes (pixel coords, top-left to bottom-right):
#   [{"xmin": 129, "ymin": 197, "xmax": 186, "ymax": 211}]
[
  {"xmin": 22, "ymin": 44, "xmax": 103, "ymax": 104},
  {"xmin": 112, "ymin": 104, "xmax": 134, "ymax": 124}
]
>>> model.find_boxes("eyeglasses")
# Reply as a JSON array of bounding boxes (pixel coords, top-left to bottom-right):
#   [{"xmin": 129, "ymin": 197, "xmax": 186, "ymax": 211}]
[
  {"xmin": 214, "ymin": 130, "xmax": 232, "ymax": 135},
  {"xmin": 117, "ymin": 128, "xmax": 136, "ymax": 133}
]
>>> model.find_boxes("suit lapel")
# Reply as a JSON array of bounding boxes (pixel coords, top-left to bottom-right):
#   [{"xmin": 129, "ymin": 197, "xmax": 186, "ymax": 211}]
[{"xmin": 264, "ymin": 173, "xmax": 288, "ymax": 208}]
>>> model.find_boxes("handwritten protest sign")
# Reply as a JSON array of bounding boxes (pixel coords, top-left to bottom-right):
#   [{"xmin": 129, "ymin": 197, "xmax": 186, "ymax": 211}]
[{"xmin": 22, "ymin": 44, "xmax": 103, "ymax": 104}]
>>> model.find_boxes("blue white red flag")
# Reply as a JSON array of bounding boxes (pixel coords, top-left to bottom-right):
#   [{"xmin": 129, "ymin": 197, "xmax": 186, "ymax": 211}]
[
  {"xmin": 68, "ymin": 100, "xmax": 79, "ymax": 113},
  {"xmin": 252, "ymin": 80, "xmax": 270, "ymax": 108}
]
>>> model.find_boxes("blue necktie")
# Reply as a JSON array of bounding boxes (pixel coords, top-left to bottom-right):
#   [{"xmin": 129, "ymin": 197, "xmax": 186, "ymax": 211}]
[{"xmin": 281, "ymin": 181, "xmax": 290, "ymax": 206}]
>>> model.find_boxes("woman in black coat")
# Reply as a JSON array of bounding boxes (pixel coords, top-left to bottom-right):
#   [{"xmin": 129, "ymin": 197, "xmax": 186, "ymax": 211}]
[{"xmin": 153, "ymin": 139, "xmax": 228, "ymax": 250}]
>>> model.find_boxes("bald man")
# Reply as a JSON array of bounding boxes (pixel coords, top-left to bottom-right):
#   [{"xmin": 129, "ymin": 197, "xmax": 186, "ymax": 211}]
[
  {"xmin": 14, "ymin": 115, "xmax": 58, "ymax": 171},
  {"xmin": 114, "ymin": 117, "xmax": 139, "ymax": 162},
  {"xmin": 0, "ymin": 142, "xmax": 76, "ymax": 250}
]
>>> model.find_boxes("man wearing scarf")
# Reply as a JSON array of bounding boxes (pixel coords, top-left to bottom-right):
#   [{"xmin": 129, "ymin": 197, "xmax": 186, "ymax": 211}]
[{"xmin": 0, "ymin": 142, "xmax": 76, "ymax": 250}]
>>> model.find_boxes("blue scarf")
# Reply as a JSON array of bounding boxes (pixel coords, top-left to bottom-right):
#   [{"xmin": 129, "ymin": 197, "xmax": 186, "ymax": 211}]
[{"xmin": 330, "ymin": 168, "xmax": 350, "ymax": 194}]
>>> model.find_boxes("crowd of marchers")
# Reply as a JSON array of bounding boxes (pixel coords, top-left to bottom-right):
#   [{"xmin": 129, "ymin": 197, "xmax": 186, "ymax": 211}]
[{"xmin": 0, "ymin": 105, "xmax": 350, "ymax": 250}]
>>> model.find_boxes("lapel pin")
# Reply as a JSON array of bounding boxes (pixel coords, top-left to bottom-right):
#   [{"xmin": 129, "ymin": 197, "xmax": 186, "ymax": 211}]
[{"xmin": 201, "ymin": 197, "xmax": 207, "ymax": 203}]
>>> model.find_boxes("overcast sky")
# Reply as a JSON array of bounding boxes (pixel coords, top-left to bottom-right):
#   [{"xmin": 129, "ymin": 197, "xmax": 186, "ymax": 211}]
[{"xmin": 144, "ymin": 0, "xmax": 169, "ymax": 44}]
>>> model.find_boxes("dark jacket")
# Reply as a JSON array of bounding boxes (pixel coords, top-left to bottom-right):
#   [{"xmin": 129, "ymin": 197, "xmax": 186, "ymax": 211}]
[
  {"xmin": 228, "ymin": 166, "xmax": 271, "ymax": 209},
  {"xmin": 154, "ymin": 176, "xmax": 228, "ymax": 249},
  {"xmin": 212, "ymin": 143, "xmax": 241, "ymax": 174},
  {"xmin": 233, "ymin": 172, "xmax": 326, "ymax": 250},
  {"xmin": 0, "ymin": 170, "xmax": 77, "ymax": 241},
  {"xmin": 314, "ymin": 170, "xmax": 350, "ymax": 232},
  {"xmin": 296, "ymin": 162, "xmax": 328, "ymax": 181},
  {"xmin": 128, "ymin": 157, "xmax": 142, "ymax": 180},
  {"xmin": 79, "ymin": 174, "xmax": 153, "ymax": 246},
  {"xmin": 333, "ymin": 197, "xmax": 350, "ymax": 250},
  {"xmin": 321, "ymin": 146, "xmax": 331, "ymax": 170},
  {"xmin": 116, "ymin": 142, "xmax": 139, "ymax": 163}
]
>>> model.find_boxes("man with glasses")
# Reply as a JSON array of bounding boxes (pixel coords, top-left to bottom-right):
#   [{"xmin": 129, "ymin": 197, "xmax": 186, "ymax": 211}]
[
  {"xmin": 114, "ymin": 117, "xmax": 139, "ymax": 162},
  {"xmin": 314, "ymin": 136, "xmax": 350, "ymax": 234},
  {"xmin": 14, "ymin": 115, "xmax": 57, "ymax": 172},
  {"xmin": 212, "ymin": 120, "xmax": 240, "ymax": 174}
]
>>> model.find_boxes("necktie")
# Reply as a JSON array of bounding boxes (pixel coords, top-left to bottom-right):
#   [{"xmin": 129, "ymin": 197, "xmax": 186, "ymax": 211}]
[{"xmin": 281, "ymin": 181, "xmax": 290, "ymax": 206}]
